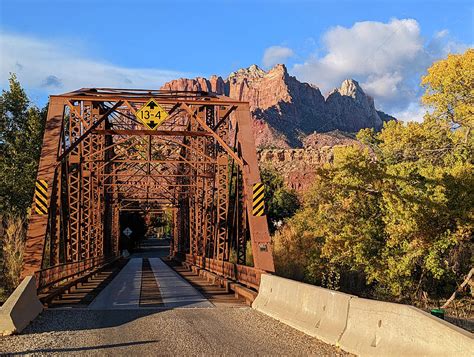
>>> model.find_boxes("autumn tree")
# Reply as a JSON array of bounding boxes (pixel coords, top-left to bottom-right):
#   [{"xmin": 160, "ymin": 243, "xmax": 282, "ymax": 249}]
[
  {"xmin": 274, "ymin": 49, "xmax": 473, "ymax": 302},
  {"xmin": 421, "ymin": 48, "xmax": 473, "ymax": 130}
]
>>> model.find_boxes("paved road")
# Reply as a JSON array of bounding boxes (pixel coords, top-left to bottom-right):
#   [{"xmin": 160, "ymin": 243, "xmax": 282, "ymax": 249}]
[
  {"xmin": 0, "ymin": 309, "xmax": 349, "ymax": 355},
  {"xmin": 0, "ymin": 239, "xmax": 349, "ymax": 355}
]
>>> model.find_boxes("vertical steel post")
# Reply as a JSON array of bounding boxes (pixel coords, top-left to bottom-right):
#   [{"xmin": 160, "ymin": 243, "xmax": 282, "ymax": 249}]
[
  {"xmin": 22, "ymin": 98, "xmax": 65, "ymax": 278},
  {"xmin": 235, "ymin": 104, "xmax": 275, "ymax": 272}
]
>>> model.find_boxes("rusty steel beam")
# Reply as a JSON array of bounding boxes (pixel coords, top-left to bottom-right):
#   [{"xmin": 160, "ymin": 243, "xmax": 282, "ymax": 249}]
[
  {"xmin": 22, "ymin": 89, "xmax": 275, "ymax": 289},
  {"xmin": 22, "ymin": 98, "xmax": 65, "ymax": 277},
  {"xmin": 235, "ymin": 105, "xmax": 274, "ymax": 271},
  {"xmin": 57, "ymin": 101, "xmax": 123, "ymax": 162},
  {"xmin": 56, "ymin": 94, "xmax": 245, "ymax": 106},
  {"xmin": 93, "ymin": 129, "xmax": 213, "ymax": 137}
]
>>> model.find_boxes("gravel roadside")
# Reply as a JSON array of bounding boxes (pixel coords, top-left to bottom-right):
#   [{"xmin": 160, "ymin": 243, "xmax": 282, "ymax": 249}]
[{"xmin": 0, "ymin": 308, "xmax": 350, "ymax": 356}]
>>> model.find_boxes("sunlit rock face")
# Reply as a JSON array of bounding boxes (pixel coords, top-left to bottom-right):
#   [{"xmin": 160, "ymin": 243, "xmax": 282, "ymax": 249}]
[
  {"xmin": 162, "ymin": 66, "xmax": 390, "ymax": 193},
  {"xmin": 162, "ymin": 64, "xmax": 393, "ymax": 148},
  {"xmin": 258, "ymin": 131, "xmax": 361, "ymax": 193},
  {"xmin": 325, "ymin": 79, "xmax": 383, "ymax": 132}
]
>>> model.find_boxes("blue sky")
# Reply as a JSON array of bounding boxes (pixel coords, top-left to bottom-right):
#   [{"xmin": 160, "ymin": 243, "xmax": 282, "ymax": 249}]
[{"xmin": 0, "ymin": 0, "xmax": 473, "ymax": 120}]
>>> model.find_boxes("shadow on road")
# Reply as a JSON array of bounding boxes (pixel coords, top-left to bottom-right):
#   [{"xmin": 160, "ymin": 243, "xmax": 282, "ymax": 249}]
[
  {"xmin": 10, "ymin": 340, "xmax": 160, "ymax": 355},
  {"xmin": 133, "ymin": 238, "xmax": 171, "ymax": 259},
  {"xmin": 21, "ymin": 309, "xmax": 173, "ymax": 334}
]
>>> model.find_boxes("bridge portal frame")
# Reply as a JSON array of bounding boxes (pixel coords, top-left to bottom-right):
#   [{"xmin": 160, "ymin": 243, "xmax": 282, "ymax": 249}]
[{"xmin": 22, "ymin": 88, "xmax": 274, "ymax": 291}]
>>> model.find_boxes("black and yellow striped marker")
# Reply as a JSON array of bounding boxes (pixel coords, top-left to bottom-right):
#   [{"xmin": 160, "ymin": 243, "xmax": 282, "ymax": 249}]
[
  {"xmin": 34, "ymin": 179, "xmax": 48, "ymax": 215},
  {"xmin": 252, "ymin": 182, "xmax": 265, "ymax": 216}
]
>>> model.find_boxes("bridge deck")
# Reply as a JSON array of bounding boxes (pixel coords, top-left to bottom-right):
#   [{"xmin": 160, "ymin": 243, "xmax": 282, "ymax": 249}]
[
  {"xmin": 88, "ymin": 257, "xmax": 212, "ymax": 310},
  {"xmin": 88, "ymin": 259, "xmax": 142, "ymax": 310},
  {"xmin": 148, "ymin": 258, "xmax": 212, "ymax": 308}
]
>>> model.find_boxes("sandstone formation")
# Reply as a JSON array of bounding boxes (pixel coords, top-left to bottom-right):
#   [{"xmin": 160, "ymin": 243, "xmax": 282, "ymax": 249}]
[
  {"xmin": 162, "ymin": 64, "xmax": 394, "ymax": 149},
  {"xmin": 302, "ymin": 130, "xmax": 358, "ymax": 150},
  {"xmin": 161, "ymin": 75, "xmax": 226, "ymax": 94},
  {"xmin": 258, "ymin": 131, "xmax": 363, "ymax": 192},
  {"xmin": 377, "ymin": 110, "xmax": 397, "ymax": 123},
  {"xmin": 258, "ymin": 147, "xmax": 337, "ymax": 192},
  {"xmin": 163, "ymin": 65, "xmax": 390, "ymax": 193},
  {"xmin": 325, "ymin": 79, "xmax": 383, "ymax": 132}
]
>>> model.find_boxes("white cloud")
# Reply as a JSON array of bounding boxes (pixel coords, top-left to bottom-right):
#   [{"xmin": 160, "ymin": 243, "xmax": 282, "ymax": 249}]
[
  {"xmin": 262, "ymin": 46, "xmax": 294, "ymax": 68},
  {"xmin": 291, "ymin": 19, "xmax": 469, "ymax": 121},
  {"xmin": 0, "ymin": 32, "xmax": 190, "ymax": 94},
  {"xmin": 361, "ymin": 73, "xmax": 403, "ymax": 99},
  {"xmin": 434, "ymin": 29, "xmax": 449, "ymax": 39},
  {"xmin": 392, "ymin": 102, "xmax": 427, "ymax": 123}
]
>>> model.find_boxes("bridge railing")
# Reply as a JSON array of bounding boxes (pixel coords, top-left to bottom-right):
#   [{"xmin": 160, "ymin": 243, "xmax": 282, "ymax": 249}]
[
  {"xmin": 35, "ymin": 255, "xmax": 118, "ymax": 291},
  {"xmin": 185, "ymin": 254, "xmax": 265, "ymax": 290}
]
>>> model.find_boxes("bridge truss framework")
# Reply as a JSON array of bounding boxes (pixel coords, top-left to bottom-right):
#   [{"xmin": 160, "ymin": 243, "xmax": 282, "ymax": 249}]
[{"xmin": 21, "ymin": 88, "xmax": 274, "ymax": 291}]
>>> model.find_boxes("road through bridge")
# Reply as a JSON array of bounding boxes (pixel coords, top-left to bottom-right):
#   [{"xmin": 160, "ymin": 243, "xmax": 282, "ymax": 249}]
[{"xmin": 3, "ymin": 240, "xmax": 347, "ymax": 355}]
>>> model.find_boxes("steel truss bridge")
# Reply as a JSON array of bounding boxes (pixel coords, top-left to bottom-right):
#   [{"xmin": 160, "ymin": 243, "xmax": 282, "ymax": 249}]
[{"xmin": 21, "ymin": 88, "xmax": 274, "ymax": 292}]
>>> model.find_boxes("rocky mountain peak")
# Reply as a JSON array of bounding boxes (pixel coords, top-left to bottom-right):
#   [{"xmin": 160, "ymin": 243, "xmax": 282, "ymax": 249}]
[
  {"xmin": 228, "ymin": 64, "xmax": 266, "ymax": 83},
  {"xmin": 327, "ymin": 79, "xmax": 371, "ymax": 105},
  {"xmin": 160, "ymin": 64, "xmax": 393, "ymax": 148},
  {"xmin": 267, "ymin": 63, "xmax": 288, "ymax": 76},
  {"xmin": 338, "ymin": 79, "xmax": 364, "ymax": 97},
  {"xmin": 326, "ymin": 78, "xmax": 382, "ymax": 131}
]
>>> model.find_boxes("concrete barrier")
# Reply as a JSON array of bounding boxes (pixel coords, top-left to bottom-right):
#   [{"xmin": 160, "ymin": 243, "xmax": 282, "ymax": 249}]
[
  {"xmin": 252, "ymin": 274, "xmax": 474, "ymax": 356},
  {"xmin": 0, "ymin": 276, "xmax": 43, "ymax": 336},
  {"xmin": 340, "ymin": 297, "xmax": 474, "ymax": 356},
  {"xmin": 252, "ymin": 274, "xmax": 355, "ymax": 345}
]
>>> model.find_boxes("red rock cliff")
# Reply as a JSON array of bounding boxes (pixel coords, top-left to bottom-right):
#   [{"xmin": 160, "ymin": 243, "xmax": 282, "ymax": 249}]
[{"xmin": 162, "ymin": 64, "xmax": 392, "ymax": 148}]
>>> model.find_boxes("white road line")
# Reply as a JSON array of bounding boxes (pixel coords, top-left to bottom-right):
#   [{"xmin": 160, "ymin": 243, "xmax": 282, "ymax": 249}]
[
  {"xmin": 89, "ymin": 258, "xmax": 142, "ymax": 310},
  {"xmin": 148, "ymin": 258, "xmax": 214, "ymax": 309}
]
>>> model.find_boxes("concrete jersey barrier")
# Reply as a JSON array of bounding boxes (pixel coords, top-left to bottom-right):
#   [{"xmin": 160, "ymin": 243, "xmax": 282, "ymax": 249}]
[
  {"xmin": 252, "ymin": 274, "xmax": 355, "ymax": 345},
  {"xmin": 0, "ymin": 276, "xmax": 43, "ymax": 336},
  {"xmin": 252, "ymin": 274, "xmax": 474, "ymax": 356},
  {"xmin": 340, "ymin": 297, "xmax": 474, "ymax": 356}
]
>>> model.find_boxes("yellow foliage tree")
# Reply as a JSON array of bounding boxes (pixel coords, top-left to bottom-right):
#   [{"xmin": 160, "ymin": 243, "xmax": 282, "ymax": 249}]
[
  {"xmin": 273, "ymin": 49, "xmax": 474, "ymax": 302},
  {"xmin": 421, "ymin": 48, "xmax": 474, "ymax": 130}
]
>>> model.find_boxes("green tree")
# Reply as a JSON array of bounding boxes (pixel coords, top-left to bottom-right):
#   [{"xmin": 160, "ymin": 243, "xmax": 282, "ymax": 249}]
[
  {"xmin": 0, "ymin": 74, "xmax": 47, "ymax": 299},
  {"xmin": 260, "ymin": 167, "xmax": 300, "ymax": 233},
  {"xmin": 0, "ymin": 74, "xmax": 47, "ymax": 216}
]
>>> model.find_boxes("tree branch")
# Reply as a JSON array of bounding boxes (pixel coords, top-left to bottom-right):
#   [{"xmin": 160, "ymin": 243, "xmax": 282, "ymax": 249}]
[{"xmin": 441, "ymin": 267, "xmax": 474, "ymax": 309}]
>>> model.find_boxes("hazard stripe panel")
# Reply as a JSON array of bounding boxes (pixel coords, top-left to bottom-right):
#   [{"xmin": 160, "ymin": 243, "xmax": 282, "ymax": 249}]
[
  {"xmin": 34, "ymin": 179, "xmax": 48, "ymax": 215},
  {"xmin": 252, "ymin": 182, "xmax": 265, "ymax": 216}
]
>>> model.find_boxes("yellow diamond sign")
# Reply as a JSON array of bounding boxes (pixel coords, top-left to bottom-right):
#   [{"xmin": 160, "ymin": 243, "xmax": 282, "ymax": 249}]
[{"xmin": 135, "ymin": 98, "xmax": 168, "ymax": 130}]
